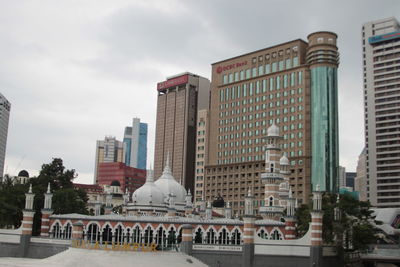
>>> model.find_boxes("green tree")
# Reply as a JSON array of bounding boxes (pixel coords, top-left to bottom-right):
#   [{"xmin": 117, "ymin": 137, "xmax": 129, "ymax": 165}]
[
  {"xmin": 295, "ymin": 204, "xmax": 311, "ymax": 237},
  {"xmin": 296, "ymin": 193, "xmax": 380, "ymax": 252},
  {"xmin": 0, "ymin": 158, "xmax": 89, "ymax": 235},
  {"xmin": 0, "ymin": 176, "xmax": 27, "ymax": 228},
  {"xmin": 30, "ymin": 158, "xmax": 89, "ymax": 235}
]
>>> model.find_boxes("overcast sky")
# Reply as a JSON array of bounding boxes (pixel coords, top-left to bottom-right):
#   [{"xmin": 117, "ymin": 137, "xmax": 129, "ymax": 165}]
[{"xmin": 2, "ymin": 0, "xmax": 400, "ymax": 184}]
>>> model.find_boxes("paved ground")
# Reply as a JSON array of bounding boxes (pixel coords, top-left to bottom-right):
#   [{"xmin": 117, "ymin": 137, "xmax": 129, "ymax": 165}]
[{"xmin": 0, "ymin": 248, "xmax": 208, "ymax": 267}]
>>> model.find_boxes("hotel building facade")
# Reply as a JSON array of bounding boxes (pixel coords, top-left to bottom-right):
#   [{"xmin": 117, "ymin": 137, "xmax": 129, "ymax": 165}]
[{"xmin": 198, "ymin": 32, "xmax": 339, "ymax": 214}]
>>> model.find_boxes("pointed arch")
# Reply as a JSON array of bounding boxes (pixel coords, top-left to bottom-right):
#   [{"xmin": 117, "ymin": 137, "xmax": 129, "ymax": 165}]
[
  {"xmin": 86, "ymin": 222, "xmax": 101, "ymax": 243},
  {"xmin": 257, "ymin": 227, "xmax": 268, "ymax": 239},
  {"xmin": 230, "ymin": 227, "xmax": 242, "ymax": 245},
  {"xmin": 62, "ymin": 220, "xmax": 73, "ymax": 240},
  {"xmin": 270, "ymin": 227, "xmax": 284, "ymax": 240},
  {"xmin": 50, "ymin": 220, "xmax": 62, "ymax": 239}
]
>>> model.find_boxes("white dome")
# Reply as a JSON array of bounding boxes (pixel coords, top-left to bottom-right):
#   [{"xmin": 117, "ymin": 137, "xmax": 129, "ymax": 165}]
[
  {"xmin": 267, "ymin": 123, "xmax": 280, "ymax": 137},
  {"xmin": 132, "ymin": 170, "xmax": 165, "ymax": 205},
  {"xmin": 154, "ymin": 156, "xmax": 187, "ymax": 203},
  {"xmin": 279, "ymin": 155, "xmax": 289, "ymax": 165}
]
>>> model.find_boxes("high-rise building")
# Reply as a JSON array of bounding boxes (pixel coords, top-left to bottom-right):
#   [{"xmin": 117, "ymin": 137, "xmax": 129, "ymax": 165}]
[
  {"xmin": 154, "ymin": 72, "xmax": 210, "ymax": 193},
  {"xmin": 94, "ymin": 136, "xmax": 124, "ymax": 184},
  {"xmin": 123, "ymin": 118, "xmax": 148, "ymax": 170},
  {"xmin": 194, "ymin": 109, "xmax": 209, "ymax": 204},
  {"xmin": 0, "ymin": 93, "xmax": 10, "ymax": 179},
  {"xmin": 355, "ymin": 148, "xmax": 367, "ymax": 202},
  {"xmin": 362, "ymin": 17, "xmax": 400, "ymax": 207},
  {"xmin": 204, "ymin": 32, "xmax": 339, "ymax": 214}
]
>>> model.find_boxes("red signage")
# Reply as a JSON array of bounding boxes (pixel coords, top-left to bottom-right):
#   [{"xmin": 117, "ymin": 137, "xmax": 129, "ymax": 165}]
[
  {"xmin": 157, "ymin": 74, "xmax": 189, "ymax": 91},
  {"xmin": 216, "ymin": 61, "xmax": 247, "ymax": 74}
]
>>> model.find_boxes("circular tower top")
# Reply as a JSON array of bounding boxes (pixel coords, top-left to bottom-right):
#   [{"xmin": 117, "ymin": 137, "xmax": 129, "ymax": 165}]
[{"xmin": 306, "ymin": 31, "xmax": 339, "ymax": 67}]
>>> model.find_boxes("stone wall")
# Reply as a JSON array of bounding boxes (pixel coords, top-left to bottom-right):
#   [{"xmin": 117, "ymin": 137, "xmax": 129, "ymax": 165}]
[
  {"xmin": 26, "ymin": 242, "xmax": 69, "ymax": 259},
  {"xmin": 192, "ymin": 250, "xmax": 242, "ymax": 267},
  {"xmin": 0, "ymin": 242, "xmax": 20, "ymax": 257}
]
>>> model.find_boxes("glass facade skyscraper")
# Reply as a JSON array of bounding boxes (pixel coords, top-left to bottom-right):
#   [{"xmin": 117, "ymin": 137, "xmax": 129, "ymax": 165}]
[
  {"xmin": 123, "ymin": 118, "xmax": 147, "ymax": 170},
  {"xmin": 307, "ymin": 32, "xmax": 339, "ymax": 192}
]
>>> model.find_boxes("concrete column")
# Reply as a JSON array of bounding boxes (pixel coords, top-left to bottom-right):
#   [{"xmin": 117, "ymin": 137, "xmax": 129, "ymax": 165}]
[
  {"xmin": 181, "ymin": 224, "xmax": 193, "ymax": 255},
  {"xmin": 242, "ymin": 216, "xmax": 255, "ymax": 267}
]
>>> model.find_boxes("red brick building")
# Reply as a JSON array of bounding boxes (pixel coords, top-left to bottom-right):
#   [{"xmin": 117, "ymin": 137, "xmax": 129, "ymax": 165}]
[{"xmin": 97, "ymin": 162, "xmax": 146, "ymax": 193}]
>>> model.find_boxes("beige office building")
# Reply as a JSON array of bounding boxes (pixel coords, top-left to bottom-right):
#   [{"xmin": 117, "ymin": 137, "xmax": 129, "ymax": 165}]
[
  {"xmin": 203, "ymin": 32, "xmax": 339, "ymax": 215},
  {"xmin": 154, "ymin": 73, "xmax": 210, "ymax": 193}
]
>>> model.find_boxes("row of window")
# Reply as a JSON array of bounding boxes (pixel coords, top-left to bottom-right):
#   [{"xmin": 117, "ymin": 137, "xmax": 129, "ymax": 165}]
[
  {"xmin": 219, "ymin": 119, "xmax": 303, "ymax": 133},
  {"xmin": 218, "ymin": 126, "xmax": 303, "ymax": 141},
  {"xmin": 220, "ymin": 88, "xmax": 303, "ymax": 108},
  {"xmin": 219, "ymin": 107, "xmax": 303, "ymax": 125},
  {"xmin": 218, "ymin": 140, "xmax": 303, "ymax": 149},
  {"xmin": 222, "ymin": 59, "xmax": 300, "ymax": 85},
  {"xmin": 216, "ymin": 156, "xmax": 302, "ymax": 165},
  {"xmin": 217, "ymin": 149, "xmax": 303, "ymax": 158},
  {"xmin": 221, "ymin": 72, "xmax": 303, "ymax": 100},
  {"xmin": 218, "ymin": 107, "xmax": 304, "ymax": 127},
  {"xmin": 219, "ymin": 98, "xmax": 304, "ymax": 117}
]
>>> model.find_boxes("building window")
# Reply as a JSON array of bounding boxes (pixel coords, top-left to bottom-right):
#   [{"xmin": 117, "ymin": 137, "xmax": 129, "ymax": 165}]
[
  {"xmin": 279, "ymin": 61, "xmax": 284, "ymax": 71},
  {"xmin": 229, "ymin": 73, "xmax": 234, "ymax": 83},
  {"xmin": 240, "ymin": 70, "xmax": 244, "ymax": 80},
  {"xmin": 272, "ymin": 62, "xmax": 277, "ymax": 72},
  {"xmin": 293, "ymin": 57, "xmax": 299, "ymax": 67},
  {"xmin": 258, "ymin": 65, "xmax": 264, "ymax": 76},
  {"xmin": 246, "ymin": 69, "xmax": 251, "ymax": 79},
  {"xmin": 286, "ymin": 58, "xmax": 291, "ymax": 69},
  {"xmin": 298, "ymin": 71, "xmax": 303, "ymax": 84},
  {"xmin": 252, "ymin": 67, "xmax": 257, "ymax": 78},
  {"xmin": 223, "ymin": 75, "xmax": 228, "ymax": 85}
]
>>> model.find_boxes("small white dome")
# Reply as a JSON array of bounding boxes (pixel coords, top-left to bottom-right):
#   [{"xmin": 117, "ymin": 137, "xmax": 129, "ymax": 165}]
[
  {"xmin": 155, "ymin": 155, "xmax": 187, "ymax": 203},
  {"xmin": 267, "ymin": 123, "xmax": 280, "ymax": 137},
  {"xmin": 279, "ymin": 155, "xmax": 289, "ymax": 165},
  {"xmin": 132, "ymin": 170, "xmax": 165, "ymax": 205}
]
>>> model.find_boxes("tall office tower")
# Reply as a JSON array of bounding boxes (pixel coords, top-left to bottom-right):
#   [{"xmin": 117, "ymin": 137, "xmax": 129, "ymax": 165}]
[
  {"xmin": 194, "ymin": 109, "xmax": 209, "ymax": 204},
  {"xmin": 362, "ymin": 17, "xmax": 400, "ymax": 207},
  {"xmin": 154, "ymin": 73, "xmax": 210, "ymax": 193},
  {"xmin": 123, "ymin": 118, "xmax": 148, "ymax": 170},
  {"xmin": 355, "ymin": 148, "xmax": 367, "ymax": 201},
  {"xmin": 307, "ymin": 32, "xmax": 340, "ymax": 193},
  {"xmin": 0, "ymin": 93, "xmax": 10, "ymax": 179},
  {"xmin": 205, "ymin": 32, "xmax": 339, "ymax": 214},
  {"xmin": 94, "ymin": 136, "xmax": 124, "ymax": 184}
]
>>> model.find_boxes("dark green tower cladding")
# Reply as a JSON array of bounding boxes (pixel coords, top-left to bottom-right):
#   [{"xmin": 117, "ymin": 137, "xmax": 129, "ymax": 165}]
[{"xmin": 307, "ymin": 32, "xmax": 340, "ymax": 192}]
